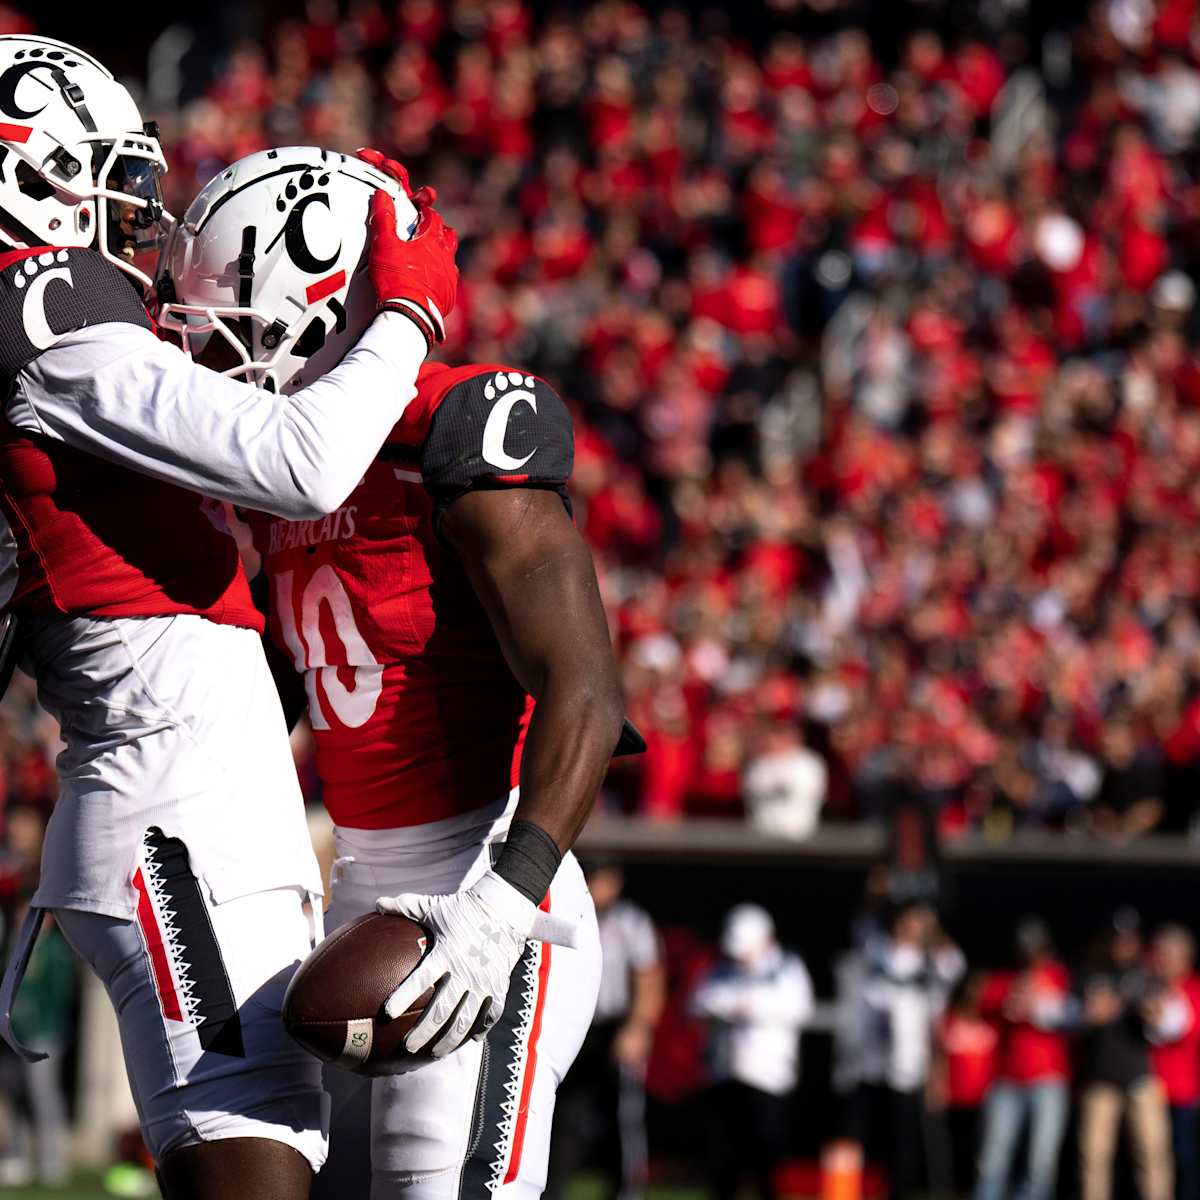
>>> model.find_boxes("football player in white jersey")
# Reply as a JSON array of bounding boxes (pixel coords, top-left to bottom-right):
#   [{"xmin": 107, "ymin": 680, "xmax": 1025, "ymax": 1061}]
[
  {"xmin": 162, "ymin": 148, "xmax": 634, "ymax": 1198},
  {"xmin": 0, "ymin": 36, "xmax": 458, "ymax": 1200}
]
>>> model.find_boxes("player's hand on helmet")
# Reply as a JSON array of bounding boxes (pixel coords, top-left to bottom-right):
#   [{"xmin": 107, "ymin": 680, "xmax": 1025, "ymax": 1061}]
[
  {"xmin": 377, "ymin": 871, "xmax": 566, "ymax": 1059},
  {"xmin": 358, "ymin": 147, "xmax": 440, "ymax": 212},
  {"xmin": 357, "ymin": 148, "xmax": 414, "ymax": 196},
  {"xmin": 363, "ymin": 155, "xmax": 458, "ymax": 348}
]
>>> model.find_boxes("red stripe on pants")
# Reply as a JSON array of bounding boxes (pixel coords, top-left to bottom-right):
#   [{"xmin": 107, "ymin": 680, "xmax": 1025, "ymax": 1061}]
[{"xmin": 132, "ymin": 867, "xmax": 184, "ymax": 1022}]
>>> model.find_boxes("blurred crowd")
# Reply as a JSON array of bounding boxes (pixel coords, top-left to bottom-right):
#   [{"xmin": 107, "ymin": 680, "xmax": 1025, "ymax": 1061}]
[
  {"xmin": 833, "ymin": 895, "xmax": 1200, "ymax": 1200},
  {"xmin": 131, "ymin": 0, "xmax": 1200, "ymax": 840},
  {"xmin": 854, "ymin": 893, "xmax": 1200, "ymax": 1200},
  {"xmin": 0, "ymin": 0, "xmax": 1196, "ymax": 839}
]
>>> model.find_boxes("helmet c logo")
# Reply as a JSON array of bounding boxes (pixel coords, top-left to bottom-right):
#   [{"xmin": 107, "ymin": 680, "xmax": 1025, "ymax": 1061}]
[
  {"xmin": 283, "ymin": 193, "xmax": 340, "ymax": 275},
  {"xmin": 0, "ymin": 62, "xmax": 57, "ymax": 120},
  {"xmin": 22, "ymin": 265, "xmax": 73, "ymax": 350}
]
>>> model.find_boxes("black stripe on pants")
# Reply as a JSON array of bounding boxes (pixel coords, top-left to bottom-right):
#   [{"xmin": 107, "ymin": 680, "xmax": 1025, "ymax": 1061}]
[
  {"xmin": 141, "ymin": 827, "xmax": 244, "ymax": 1058},
  {"xmin": 458, "ymin": 940, "xmax": 540, "ymax": 1196}
]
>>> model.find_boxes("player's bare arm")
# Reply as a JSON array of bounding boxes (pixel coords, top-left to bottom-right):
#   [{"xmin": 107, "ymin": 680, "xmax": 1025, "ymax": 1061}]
[
  {"xmin": 373, "ymin": 380, "xmax": 626, "ymax": 1062},
  {"xmin": 440, "ymin": 486, "xmax": 624, "ymax": 854}
]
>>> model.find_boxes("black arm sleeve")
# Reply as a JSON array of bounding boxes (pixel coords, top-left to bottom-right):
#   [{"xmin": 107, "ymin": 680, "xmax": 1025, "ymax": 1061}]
[
  {"xmin": 0, "ymin": 248, "xmax": 151, "ymax": 382},
  {"xmin": 420, "ymin": 369, "xmax": 573, "ymax": 526}
]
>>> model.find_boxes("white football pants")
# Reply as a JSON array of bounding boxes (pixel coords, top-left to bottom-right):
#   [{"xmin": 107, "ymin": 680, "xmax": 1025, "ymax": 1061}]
[
  {"xmin": 55, "ymin": 873, "xmax": 328, "ymax": 1171},
  {"xmin": 312, "ymin": 800, "xmax": 601, "ymax": 1199},
  {"xmin": 0, "ymin": 613, "xmax": 329, "ymax": 1172}
]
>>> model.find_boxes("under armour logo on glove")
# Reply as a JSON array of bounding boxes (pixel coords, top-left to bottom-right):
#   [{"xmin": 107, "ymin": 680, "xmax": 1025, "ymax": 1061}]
[{"xmin": 375, "ymin": 871, "xmax": 576, "ymax": 1060}]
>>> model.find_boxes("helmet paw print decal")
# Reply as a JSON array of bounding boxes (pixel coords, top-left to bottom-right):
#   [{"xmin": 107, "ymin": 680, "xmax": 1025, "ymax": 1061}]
[
  {"xmin": 273, "ymin": 169, "xmax": 332, "ymax": 213},
  {"xmin": 11, "ymin": 46, "xmax": 81, "ymax": 66}
]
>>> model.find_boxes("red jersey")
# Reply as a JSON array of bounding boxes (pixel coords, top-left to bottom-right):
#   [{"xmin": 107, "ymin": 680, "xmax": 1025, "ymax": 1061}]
[
  {"xmin": 252, "ymin": 362, "xmax": 574, "ymax": 829},
  {"xmin": 1151, "ymin": 976, "xmax": 1200, "ymax": 1106},
  {"xmin": 0, "ymin": 246, "xmax": 260, "ymax": 631},
  {"xmin": 980, "ymin": 963, "xmax": 1072, "ymax": 1084}
]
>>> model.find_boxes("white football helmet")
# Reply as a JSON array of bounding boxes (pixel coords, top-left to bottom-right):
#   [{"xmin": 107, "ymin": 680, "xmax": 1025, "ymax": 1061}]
[
  {"xmin": 158, "ymin": 147, "xmax": 419, "ymax": 394},
  {"xmin": 0, "ymin": 35, "xmax": 170, "ymax": 291}
]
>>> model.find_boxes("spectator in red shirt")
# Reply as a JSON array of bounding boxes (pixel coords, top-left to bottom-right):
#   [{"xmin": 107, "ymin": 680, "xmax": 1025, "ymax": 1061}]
[
  {"xmin": 974, "ymin": 920, "xmax": 1072, "ymax": 1200},
  {"xmin": 1148, "ymin": 926, "xmax": 1200, "ymax": 1200},
  {"xmin": 933, "ymin": 974, "xmax": 998, "ymax": 1195}
]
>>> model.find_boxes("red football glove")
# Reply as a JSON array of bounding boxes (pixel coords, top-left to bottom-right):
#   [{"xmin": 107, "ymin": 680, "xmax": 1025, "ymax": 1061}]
[
  {"xmin": 357, "ymin": 147, "xmax": 441, "ymax": 213},
  {"xmin": 367, "ymin": 188, "xmax": 458, "ymax": 347},
  {"xmin": 357, "ymin": 148, "xmax": 413, "ymax": 196}
]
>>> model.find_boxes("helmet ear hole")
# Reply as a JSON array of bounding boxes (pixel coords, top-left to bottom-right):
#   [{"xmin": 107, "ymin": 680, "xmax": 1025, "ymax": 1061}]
[
  {"xmin": 294, "ymin": 316, "xmax": 327, "ymax": 359},
  {"xmin": 15, "ymin": 161, "xmax": 54, "ymax": 201}
]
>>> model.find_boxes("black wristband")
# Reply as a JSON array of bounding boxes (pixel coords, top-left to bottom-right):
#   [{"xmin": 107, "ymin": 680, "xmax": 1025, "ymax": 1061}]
[{"xmin": 493, "ymin": 820, "xmax": 562, "ymax": 905}]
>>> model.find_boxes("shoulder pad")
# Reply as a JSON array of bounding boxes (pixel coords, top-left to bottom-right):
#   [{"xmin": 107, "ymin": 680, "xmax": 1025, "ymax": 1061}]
[
  {"xmin": 0, "ymin": 248, "xmax": 151, "ymax": 381},
  {"xmin": 421, "ymin": 368, "xmax": 573, "ymax": 498}
]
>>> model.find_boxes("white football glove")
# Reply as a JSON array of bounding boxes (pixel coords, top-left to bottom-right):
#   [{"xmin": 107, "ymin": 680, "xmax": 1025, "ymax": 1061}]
[{"xmin": 377, "ymin": 870, "xmax": 576, "ymax": 1059}]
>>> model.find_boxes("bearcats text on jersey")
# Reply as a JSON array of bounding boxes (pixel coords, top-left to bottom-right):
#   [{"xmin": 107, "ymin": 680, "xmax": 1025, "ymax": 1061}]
[{"xmin": 264, "ymin": 506, "xmax": 358, "ymax": 555}]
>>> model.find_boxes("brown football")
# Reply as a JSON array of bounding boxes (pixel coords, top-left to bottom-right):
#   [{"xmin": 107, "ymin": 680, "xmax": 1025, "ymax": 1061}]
[{"xmin": 282, "ymin": 912, "xmax": 436, "ymax": 1076}]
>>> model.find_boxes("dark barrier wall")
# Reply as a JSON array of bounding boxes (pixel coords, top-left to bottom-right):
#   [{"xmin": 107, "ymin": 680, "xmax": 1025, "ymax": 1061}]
[{"xmin": 585, "ymin": 820, "xmax": 1200, "ymax": 980}]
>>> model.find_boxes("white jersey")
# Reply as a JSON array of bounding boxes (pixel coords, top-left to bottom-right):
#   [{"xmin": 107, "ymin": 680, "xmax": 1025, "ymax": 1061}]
[
  {"xmin": 0, "ymin": 246, "xmax": 430, "ymax": 1163},
  {"xmin": 25, "ymin": 611, "xmax": 323, "ymax": 919},
  {"xmin": 4, "ymin": 307, "xmax": 428, "ymax": 918}
]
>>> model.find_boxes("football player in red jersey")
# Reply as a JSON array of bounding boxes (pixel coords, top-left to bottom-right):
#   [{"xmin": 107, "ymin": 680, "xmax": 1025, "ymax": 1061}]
[
  {"xmin": 164, "ymin": 146, "xmax": 631, "ymax": 1198},
  {"xmin": 0, "ymin": 38, "xmax": 458, "ymax": 1200}
]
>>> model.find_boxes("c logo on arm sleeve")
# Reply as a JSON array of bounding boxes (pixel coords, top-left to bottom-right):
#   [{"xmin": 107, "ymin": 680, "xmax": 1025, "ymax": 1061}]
[
  {"xmin": 19, "ymin": 256, "xmax": 73, "ymax": 350},
  {"xmin": 419, "ymin": 367, "xmax": 575, "ymax": 523},
  {"xmin": 482, "ymin": 376, "xmax": 538, "ymax": 472},
  {"xmin": 0, "ymin": 247, "xmax": 151, "ymax": 383}
]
